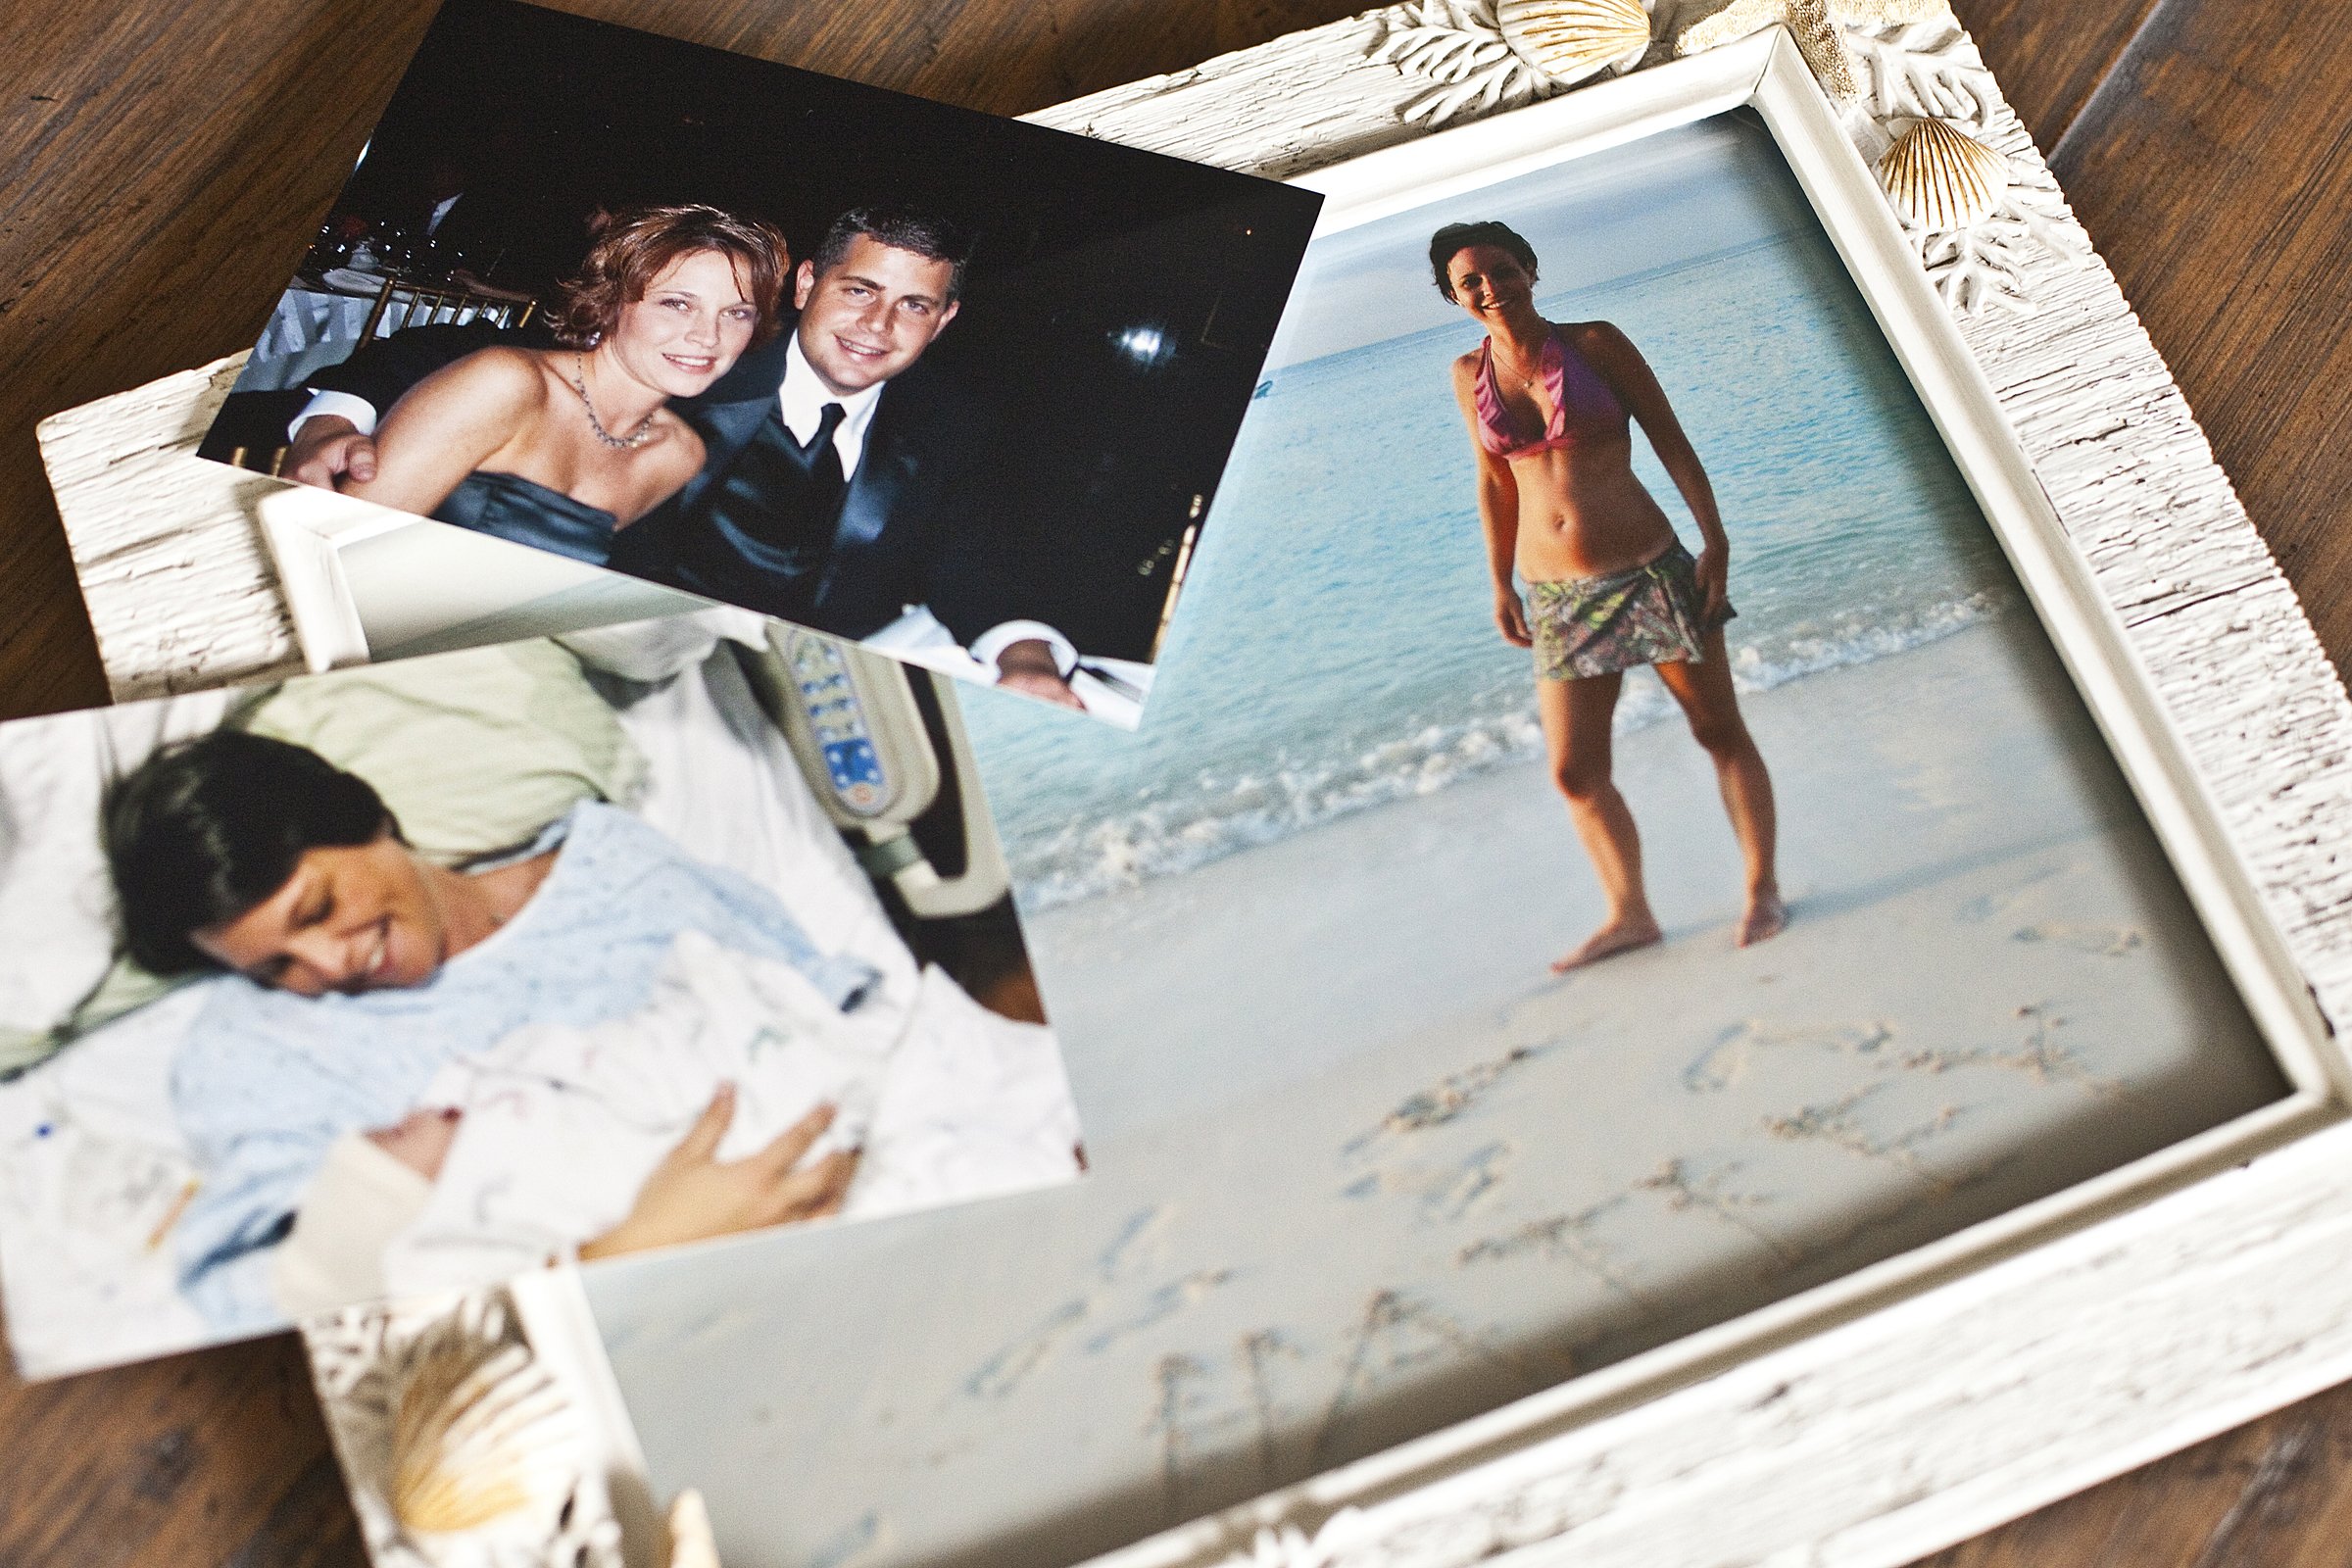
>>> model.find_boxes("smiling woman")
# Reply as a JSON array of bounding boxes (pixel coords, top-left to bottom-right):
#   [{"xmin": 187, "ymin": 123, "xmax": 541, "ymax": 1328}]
[
  {"xmin": 339, "ymin": 204, "xmax": 792, "ymax": 565},
  {"xmin": 104, "ymin": 730, "xmax": 548, "ymax": 995},
  {"xmin": 102, "ymin": 725, "xmax": 881, "ymax": 1334},
  {"xmin": 106, "ymin": 730, "xmax": 411, "ymax": 987},
  {"xmin": 198, "ymin": 829, "xmax": 552, "ymax": 996},
  {"xmin": 1436, "ymin": 218, "xmax": 1784, "ymax": 971}
]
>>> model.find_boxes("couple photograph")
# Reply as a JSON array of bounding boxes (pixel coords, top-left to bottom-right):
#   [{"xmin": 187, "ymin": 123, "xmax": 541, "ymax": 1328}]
[{"xmin": 204, "ymin": 0, "xmax": 1320, "ymax": 721}]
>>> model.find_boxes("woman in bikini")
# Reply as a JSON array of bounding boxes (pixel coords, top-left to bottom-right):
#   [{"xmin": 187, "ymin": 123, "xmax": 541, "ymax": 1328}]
[{"xmin": 1434, "ymin": 220, "xmax": 1785, "ymax": 971}]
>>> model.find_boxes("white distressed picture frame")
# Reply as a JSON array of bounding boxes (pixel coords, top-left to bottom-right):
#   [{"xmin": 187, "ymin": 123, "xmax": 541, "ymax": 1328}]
[{"xmin": 994, "ymin": 19, "xmax": 2352, "ymax": 1568}]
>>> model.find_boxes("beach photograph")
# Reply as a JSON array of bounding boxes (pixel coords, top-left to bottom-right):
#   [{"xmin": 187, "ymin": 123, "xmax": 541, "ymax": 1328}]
[
  {"xmin": 571, "ymin": 112, "xmax": 2297, "ymax": 1568},
  {"xmin": 964, "ymin": 111, "xmax": 2288, "ymax": 1154}
]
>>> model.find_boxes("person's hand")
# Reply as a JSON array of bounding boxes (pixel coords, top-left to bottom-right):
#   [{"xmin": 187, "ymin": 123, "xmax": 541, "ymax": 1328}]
[
  {"xmin": 1494, "ymin": 587, "xmax": 1533, "ymax": 649},
  {"xmin": 994, "ymin": 639, "xmax": 1086, "ymax": 710},
  {"xmin": 577, "ymin": 1087, "xmax": 858, "ymax": 1261},
  {"xmin": 1693, "ymin": 540, "xmax": 1730, "ymax": 622},
  {"xmin": 283, "ymin": 416, "xmax": 380, "ymax": 489},
  {"xmin": 997, "ymin": 668, "xmax": 1086, "ymax": 710}
]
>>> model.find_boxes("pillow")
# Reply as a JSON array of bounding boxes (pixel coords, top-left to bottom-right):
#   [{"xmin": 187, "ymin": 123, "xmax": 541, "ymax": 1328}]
[
  {"xmin": 0, "ymin": 692, "xmax": 232, "ymax": 1070},
  {"xmin": 9, "ymin": 639, "xmax": 646, "ymax": 1070},
  {"xmin": 241, "ymin": 638, "xmax": 647, "ymax": 863}
]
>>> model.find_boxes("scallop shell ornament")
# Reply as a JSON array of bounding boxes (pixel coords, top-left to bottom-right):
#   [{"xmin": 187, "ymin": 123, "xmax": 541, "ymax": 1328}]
[
  {"xmin": 1496, "ymin": 0, "xmax": 1652, "ymax": 86},
  {"xmin": 387, "ymin": 1328, "xmax": 579, "ymax": 1548},
  {"xmin": 1876, "ymin": 118, "xmax": 2009, "ymax": 232}
]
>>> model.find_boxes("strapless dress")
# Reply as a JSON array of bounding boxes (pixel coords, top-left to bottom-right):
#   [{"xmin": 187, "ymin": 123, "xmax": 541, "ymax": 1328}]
[{"xmin": 433, "ymin": 469, "xmax": 622, "ymax": 566}]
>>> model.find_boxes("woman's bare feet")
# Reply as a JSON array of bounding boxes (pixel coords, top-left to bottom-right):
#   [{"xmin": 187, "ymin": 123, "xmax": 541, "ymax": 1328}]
[
  {"xmin": 1737, "ymin": 889, "xmax": 1788, "ymax": 948},
  {"xmin": 1550, "ymin": 913, "xmax": 1664, "ymax": 973}
]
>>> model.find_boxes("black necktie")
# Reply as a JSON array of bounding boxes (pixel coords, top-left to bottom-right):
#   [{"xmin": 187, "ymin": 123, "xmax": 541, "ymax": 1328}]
[{"xmin": 796, "ymin": 402, "xmax": 849, "ymax": 524}]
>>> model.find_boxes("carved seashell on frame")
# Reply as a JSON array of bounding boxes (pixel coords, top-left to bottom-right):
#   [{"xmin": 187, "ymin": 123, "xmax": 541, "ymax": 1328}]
[
  {"xmin": 1876, "ymin": 116, "xmax": 2009, "ymax": 232},
  {"xmin": 1497, "ymin": 0, "xmax": 1652, "ymax": 87},
  {"xmin": 387, "ymin": 1321, "xmax": 581, "ymax": 1550}
]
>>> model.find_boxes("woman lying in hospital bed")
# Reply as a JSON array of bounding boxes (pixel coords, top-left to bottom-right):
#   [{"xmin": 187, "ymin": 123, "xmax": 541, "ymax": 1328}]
[{"xmin": 0, "ymin": 616, "xmax": 1080, "ymax": 1373}]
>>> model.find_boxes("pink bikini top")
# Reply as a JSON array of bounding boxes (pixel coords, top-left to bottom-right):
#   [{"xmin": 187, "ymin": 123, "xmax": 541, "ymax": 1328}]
[{"xmin": 1474, "ymin": 327, "xmax": 1628, "ymax": 460}]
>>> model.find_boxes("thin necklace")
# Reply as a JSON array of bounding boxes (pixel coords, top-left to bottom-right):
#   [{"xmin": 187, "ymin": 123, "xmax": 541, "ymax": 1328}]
[
  {"xmin": 1489, "ymin": 330, "xmax": 1548, "ymax": 391},
  {"xmin": 568, "ymin": 354, "xmax": 658, "ymax": 450}
]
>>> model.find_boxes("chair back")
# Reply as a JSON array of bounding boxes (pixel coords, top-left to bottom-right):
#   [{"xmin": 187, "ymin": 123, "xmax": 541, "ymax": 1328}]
[{"xmin": 358, "ymin": 276, "xmax": 538, "ymax": 342}]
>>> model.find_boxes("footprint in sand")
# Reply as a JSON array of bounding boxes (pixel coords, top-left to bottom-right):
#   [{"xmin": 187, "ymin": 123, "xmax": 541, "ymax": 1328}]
[
  {"xmin": 1954, "ymin": 864, "xmax": 2071, "ymax": 924},
  {"xmin": 1342, "ymin": 1141, "xmax": 1515, "ymax": 1222},
  {"xmin": 808, "ymin": 1513, "xmax": 892, "ymax": 1568},
  {"xmin": 1686, "ymin": 1019, "xmax": 1893, "ymax": 1091},
  {"xmin": 2011, "ymin": 922, "xmax": 2144, "ymax": 956},
  {"xmin": 1342, "ymin": 1046, "xmax": 1544, "ymax": 1156}
]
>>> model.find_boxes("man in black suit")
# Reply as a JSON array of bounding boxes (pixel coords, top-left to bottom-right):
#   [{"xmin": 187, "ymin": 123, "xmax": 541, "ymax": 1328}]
[{"xmin": 286, "ymin": 205, "xmax": 1081, "ymax": 708}]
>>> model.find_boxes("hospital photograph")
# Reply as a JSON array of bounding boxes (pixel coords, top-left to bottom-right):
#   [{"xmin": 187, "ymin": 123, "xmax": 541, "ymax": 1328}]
[{"xmin": 0, "ymin": 612, "xmax": 1083, "ymax": 1377}]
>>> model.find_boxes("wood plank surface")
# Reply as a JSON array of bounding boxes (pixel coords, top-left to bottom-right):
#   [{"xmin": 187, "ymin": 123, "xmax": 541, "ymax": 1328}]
[
  {"xmin": 1912, "ymin": 0, "xmax": 2352, "ymax": 1557},
  {"xmin": 0, "ymin": 1, "xmax": 2345, "ymax": 1564}
]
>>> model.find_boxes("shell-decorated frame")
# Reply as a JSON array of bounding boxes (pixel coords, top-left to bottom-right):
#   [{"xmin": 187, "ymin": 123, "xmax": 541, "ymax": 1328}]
[
  {"xmin": 572, "ymin": 20, "xmax": 2352, "ymax": 1568},
  {"xmin": 986, "ymin": 20, "xmax": 2352, "ymax": 1568}
]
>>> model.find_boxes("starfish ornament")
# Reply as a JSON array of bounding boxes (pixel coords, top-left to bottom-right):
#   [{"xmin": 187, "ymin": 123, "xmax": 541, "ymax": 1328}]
[{"xmin": 1671, "ymin": 0, "xmax": 1955, "ymax": 100}]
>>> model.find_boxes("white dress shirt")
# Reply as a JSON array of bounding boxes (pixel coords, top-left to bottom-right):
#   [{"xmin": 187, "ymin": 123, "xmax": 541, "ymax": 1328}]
[{"xmin": 777, "ymin": 331, "xmax": 881, "ymax": 480}]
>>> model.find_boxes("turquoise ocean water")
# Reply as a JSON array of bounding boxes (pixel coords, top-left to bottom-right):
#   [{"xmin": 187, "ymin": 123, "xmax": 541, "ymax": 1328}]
[{"xmin": 966, "ymin": 166, "xmax": 2015, "ymax": 911}]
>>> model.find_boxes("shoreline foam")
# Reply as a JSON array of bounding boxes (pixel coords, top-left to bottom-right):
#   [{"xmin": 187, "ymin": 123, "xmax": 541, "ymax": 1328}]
[{"xmin": 1009, "ymin": 587, "xmax": 2021, "ymax": 911}]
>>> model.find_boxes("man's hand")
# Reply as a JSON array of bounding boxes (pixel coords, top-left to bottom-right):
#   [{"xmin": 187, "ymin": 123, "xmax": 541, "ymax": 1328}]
[
  {"xmin": 578, "ymin": 1087, "xmax": 858, "ymax": 1260},
  {"xmin": 283, "ymin": 416, "xmax": 380, "ymax": 489},
  {"xmin": 994, "ymin": 638, "xmax": 1085, "ymax": 710}
]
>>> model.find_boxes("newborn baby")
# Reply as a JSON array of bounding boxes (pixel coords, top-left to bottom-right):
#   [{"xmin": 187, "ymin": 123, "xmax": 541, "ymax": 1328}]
[{"xmin": 270, "ymin": 931, "xmax": 1080, "ymax": 1315}]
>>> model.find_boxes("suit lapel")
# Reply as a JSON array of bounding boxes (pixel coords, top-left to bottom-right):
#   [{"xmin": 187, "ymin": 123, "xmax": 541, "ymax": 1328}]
[
  {"xmin": 672, "ymin": 335, "xmax": 792, "ymax": 513},
  {"xmin": 659, "ymin": 336, "xmax": 948, "ymax": 637},
  {"xmin": 835, "ymin": 396, "xmax": 912, "ymax": 549},
  {"xmin": 813, "ymin": 384, "xmax": 922, "ymax": 624}
]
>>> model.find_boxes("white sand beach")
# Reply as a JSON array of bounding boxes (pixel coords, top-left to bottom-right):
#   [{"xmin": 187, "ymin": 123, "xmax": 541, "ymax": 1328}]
[
  {"xmin": 1029, "ymin": 613, "xmax": 2278, "ymax": 1155},
  {"xmin": 600, "ymin": 613, "xmax": 2286, "ymax": 1568}
]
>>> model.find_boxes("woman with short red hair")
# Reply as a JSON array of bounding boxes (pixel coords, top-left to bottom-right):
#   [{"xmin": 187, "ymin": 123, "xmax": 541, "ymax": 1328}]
[{"xmin": 342, "ymin": 204, "xmax": 790, "ymax": 565}]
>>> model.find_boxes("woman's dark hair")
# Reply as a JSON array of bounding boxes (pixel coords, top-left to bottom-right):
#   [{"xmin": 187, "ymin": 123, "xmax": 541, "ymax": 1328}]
[
  {"xmin": 104, "ymin": 731, "xmax": 396, "ymax": 976},
  {"xmin": 550, "ymin": 203, "xmax": 793, "ymax": 349},
  {"xmin": 1428, "ymin": 220, "xmax": 1540, "ymax": 300},
  {"xmin": 808, "ymin": 204, "xmax": 975, "ymax": 304}
]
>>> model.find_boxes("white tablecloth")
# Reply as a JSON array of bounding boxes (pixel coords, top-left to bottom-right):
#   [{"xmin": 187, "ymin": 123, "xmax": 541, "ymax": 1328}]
[{"xmin": 244, "ymin": 285, "xmax": 503, "ymax": 393}]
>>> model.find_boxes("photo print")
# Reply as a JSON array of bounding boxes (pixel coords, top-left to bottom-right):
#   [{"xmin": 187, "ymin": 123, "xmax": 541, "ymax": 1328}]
[
  {"xmin": 0, "ymin": 614, "xmax": 1082, "ymax": 1376},
  {"xmin": 673, "ymin": 105, "xmax": 2290, "ymax": 1552},
  {"xmin": 201, "ymin": 0, "xmax": 1322, "ymax": 726},
  {"xmin": 556, "ymin": 108, "xmax": 2301, "ymax": 1568},
  {"xmin": 972, "ymin": 111, "xmax": 2289, "ymax": 1274}
]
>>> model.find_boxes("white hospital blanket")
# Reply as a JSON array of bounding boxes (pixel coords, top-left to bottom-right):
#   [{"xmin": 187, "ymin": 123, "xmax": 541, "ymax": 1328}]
[{"xmin": 382, "ymin": 932, "xmax": 1079, "ymax": 1296}]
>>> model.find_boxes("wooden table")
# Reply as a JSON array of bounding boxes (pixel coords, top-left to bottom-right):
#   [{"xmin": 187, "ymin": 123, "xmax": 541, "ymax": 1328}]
[{"xmin": 2, "ymin": 2, "xmax": 2347, "ymax": 1563}]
